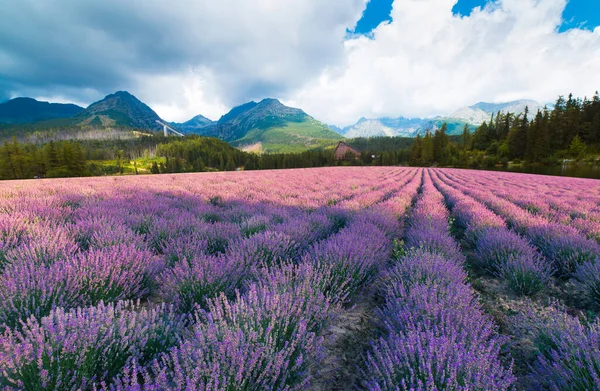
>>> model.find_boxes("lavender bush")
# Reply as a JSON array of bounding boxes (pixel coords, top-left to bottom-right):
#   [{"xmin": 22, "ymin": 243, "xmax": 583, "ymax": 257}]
[
  {"xmin": 0, "ymin": 301, "xmax": 190, "ymax": 391},
  {"xmin": 363, "ymin": 329, "xmax": 514, "ymax": 391},
  {"xmin": 527, "ymin": 306, "xmax": 600, "ymax": 390},
  {"xmin": 159, "ymin": 254, "xmax": 243, "ymax": 312},
  {"xmin": 111, "ymin": 284, "xmax": 325, "ymax": 391},
  {"xmin": 574, "ymin": 260, "xmax": 600, "ymax": 307}
]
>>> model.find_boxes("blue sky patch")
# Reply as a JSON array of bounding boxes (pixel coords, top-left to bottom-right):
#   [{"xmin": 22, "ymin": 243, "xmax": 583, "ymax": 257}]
[
  {"xmin": 350, "ymin": 0, "xmax": 394, "ymax": 36},
  {"xmin": 452, "ymin": 0, "xmax": 599, "ymax": 32},
  {"xmin": 452, "ymin": 0, "xmax": 489, "ymax": 17},
  {"xmin": 559, "ymin": 0, "xmax": 600, "ymax": 32}
]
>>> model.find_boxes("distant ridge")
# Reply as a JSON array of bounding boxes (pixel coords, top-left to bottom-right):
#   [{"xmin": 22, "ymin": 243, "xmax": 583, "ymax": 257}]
[
  {"xmin": 171, "ymin": 114, "xmax": 215, "ymax": 134},
  {"xmin": 335, "ymin": 99, "xmax": 549, "ymax": 138},
  {"xmin": 0, "ymin": 97, "xmax": 83, "ymax": 124}
]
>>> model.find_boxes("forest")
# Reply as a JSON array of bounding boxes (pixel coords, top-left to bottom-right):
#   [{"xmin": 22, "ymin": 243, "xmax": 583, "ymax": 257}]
[{"xmin": 410, "ymin": 92, "xmax": 600, "ymax": 167}]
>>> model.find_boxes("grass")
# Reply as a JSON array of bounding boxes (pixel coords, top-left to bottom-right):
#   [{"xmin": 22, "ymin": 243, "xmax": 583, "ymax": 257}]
[{"xmin": 87, "ymin": 157, "xmax": 165, "ymax": 175}]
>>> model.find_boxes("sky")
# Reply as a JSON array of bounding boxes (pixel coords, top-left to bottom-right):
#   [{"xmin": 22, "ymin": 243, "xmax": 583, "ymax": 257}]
[{"xmin": 0, "ymin": 0, "xmax": 599, "ymax": 126}]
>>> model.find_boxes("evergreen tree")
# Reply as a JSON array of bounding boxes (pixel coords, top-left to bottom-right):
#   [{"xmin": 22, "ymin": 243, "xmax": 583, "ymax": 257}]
[
  {"xmin": 461, "ymin": 124, "xmax": 471, "ymax": 150},
  {"xmin": 421, "ymin": 130, "xmax": 434, "ymax": 165},
  {"xmin": 409, "ymin": 134, "xmax": 423, "ymax": 166},
  {"xmin": 507, "ymin": 108, "xmax": 529, "ymax": 160},
  {"xmin": 433, "ymin": 123, "xmax": 449, "ymax": 164}
]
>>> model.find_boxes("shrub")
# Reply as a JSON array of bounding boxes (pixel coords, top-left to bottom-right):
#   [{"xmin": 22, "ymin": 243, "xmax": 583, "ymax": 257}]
[
  {"xmin": 227, "ymin": 231, "xmax": 299, "ymax": 268},
  {"xmin": 574, "ymin": 260, "xmax": 600, "ymax": 307},
  {"xmin": 475, "ymin": 228, "xmax": 543, "ymax": 274},
  {"xmin": 527, "ymin": 224, "xmax": 600, "ymax": 276},
  {"xmin": 112, "ymin": 285, "xmax": 324, "ymax": 391},
  {"xmin": 363, "ymin": 330, "xmax": 515, "ymax": 391},
  {"xmin": 0, "ymin": 301, "xmax": 189, "ymax": 391},
  {"xmin": 527, "ymin": 306, "xmax": 600, "ymax": 390},
  {"xmin": 496, "ymin": 253, "xmax": 552, "ymax": 296},
  {"xmin": 303, "ymin": 222, "xmax": 390, "ymax": 302},
  {"xmin": 159, "ymin": 254, "xmax": 243, "ymax": 313}
]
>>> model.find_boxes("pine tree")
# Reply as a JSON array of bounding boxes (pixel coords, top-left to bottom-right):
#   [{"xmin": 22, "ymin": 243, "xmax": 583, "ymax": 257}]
[
  {"xmin": 462, "ymin": 124, "xmax": 471, "ymax": 150},
  {"xmin": 433, "ymin": 123, "xmax": 449, "ymax": 164},
  {"xmin": 225, "ymin": 155, "xmax": 236, "ymax": 171},
  {"xmin": 421, "ymin": 130, "xmax": 434, "ymax": 165},
  {"xmin": 409, "ymin": 134, "xmax": 423, "ymax": 166}
]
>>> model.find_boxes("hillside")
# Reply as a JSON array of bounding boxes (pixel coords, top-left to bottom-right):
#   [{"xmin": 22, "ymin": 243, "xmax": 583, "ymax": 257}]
[
  {"xmin": 0, "ymin": 97, "xmax": 83, "ymax": 124},
  {"xmin": 197, "ymin": 98, "xmax": 342, "ymax": 153}
]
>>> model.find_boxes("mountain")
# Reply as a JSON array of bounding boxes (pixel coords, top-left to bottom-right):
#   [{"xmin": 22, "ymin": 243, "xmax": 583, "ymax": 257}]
[
  {"xmin": 337, "ymin": 116, "xmax": 429, "ymax": 138},
  {"xmin": 336, "ymin": 116, "xmax": 464, "ymax": 138},
  {"xmin": 196, "ymin": 98, "xmax": 343, "ymax": 153},
  {"xmin": 74, "ymin": 91, "xmax": 163, "ymax": 130},
  {"xmin": 450, "ymin": 99, "xmax": 548, "ymax": 125},
  {"xmin": 171, "ymin": 114, "xmax": 215, "ymax": 134},
  {"xmin": 337, "ymin": 99, "xmax": 548, "ymax": 138},
  {"xmin": 0, "ymin": 97, "xmax": 84, "ymax": 124}
]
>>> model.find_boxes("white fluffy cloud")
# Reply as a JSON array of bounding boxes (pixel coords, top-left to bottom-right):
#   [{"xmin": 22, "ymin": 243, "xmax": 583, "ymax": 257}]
[
  {"xmin": 2, "ymin": 0, "xmax": 600, "ymax": 125},
  {"xmin": 290, "ymin": 0, "xmax": 600, "ymax": 126},
  {"xmin": 0, "ymin": 0, "xmax": 366, "ymax": 121}
]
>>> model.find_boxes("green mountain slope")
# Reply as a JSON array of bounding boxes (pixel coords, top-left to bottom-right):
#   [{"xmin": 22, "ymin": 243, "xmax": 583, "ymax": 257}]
[{"xmin": 197, "ymin": 98, "xmax": 342, "ymax": 153}]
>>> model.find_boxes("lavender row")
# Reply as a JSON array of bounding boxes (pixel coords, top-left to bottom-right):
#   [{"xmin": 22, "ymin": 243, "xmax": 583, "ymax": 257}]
[
  {"xmin": 362, "ymin": 170, "xmax": 515, "ymax": 390},
  {"xmin": 0, "ymin": 168, "xmax": 421, "ymax": 390},
  {"xmin": 434, "ymin": 168, "xmax": 600, "ymax": 389},
  {"xmin": 102, "ymin": 178, "xmax": 416, "ymax": 389},
  {"xmin": 450, "ymin": 169, "xmax": 600, "ymax": 243},
  {"xmin": 436, "ymin": 170, "xmax": 600, "ymax": 280},
  {"xmin": 430, "ymin": 170, "xmax": 552, "ymax": 296}
]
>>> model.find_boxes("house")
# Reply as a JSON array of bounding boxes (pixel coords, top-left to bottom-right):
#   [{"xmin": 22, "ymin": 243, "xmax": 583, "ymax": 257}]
[{"xmin": 334, "ymin": 141, "xmax": 361, "ymax": 160}]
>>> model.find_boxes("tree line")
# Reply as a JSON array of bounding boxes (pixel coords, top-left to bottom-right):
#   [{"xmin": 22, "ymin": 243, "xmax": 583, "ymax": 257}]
[
  {"xmin": 0, "ymin": 139, "xmax": 87, "ymax": 179},
  {"xmin": 410, "ymin": 92, "xmax": 600, "ymax": 167}
]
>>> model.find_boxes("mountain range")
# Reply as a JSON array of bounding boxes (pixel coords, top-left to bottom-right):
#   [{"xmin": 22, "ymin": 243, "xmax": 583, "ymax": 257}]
[
  {"xmin": 0, "ymin": 92, "xmax": 550, "ymax": 152},
  {"xmin": 335, "ymin": 99, "xmax": 549, "ymax": 138}
]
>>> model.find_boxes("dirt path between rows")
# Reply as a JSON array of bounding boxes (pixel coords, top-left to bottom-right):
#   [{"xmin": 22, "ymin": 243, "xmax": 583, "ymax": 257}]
[{"xmin": 307, "ymin": 288, "xmax": 380, "ymax": 391}]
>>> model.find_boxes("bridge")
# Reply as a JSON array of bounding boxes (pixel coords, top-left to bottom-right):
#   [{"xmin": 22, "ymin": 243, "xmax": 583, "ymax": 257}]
[{"xmin": 156, "ymin": 120, "xmax": 184, "ymax": 137}]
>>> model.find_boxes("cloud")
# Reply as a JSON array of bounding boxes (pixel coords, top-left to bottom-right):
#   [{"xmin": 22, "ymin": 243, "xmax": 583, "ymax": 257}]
[
  {"xmin": 0, "ymin": 0, "xmax": 366, "ymax": 121},
  {"xmin": 290, "ymin": 0, "xmax": 600, "ymax": 126},
  {"xmin": 2, "ymin": 0, "xmax": 600, "ymax": 125}
]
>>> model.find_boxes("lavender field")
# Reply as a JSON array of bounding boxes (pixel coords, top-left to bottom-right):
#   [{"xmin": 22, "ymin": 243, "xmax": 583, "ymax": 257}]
[{"xmin": 0, "ymin": 167, "xmax": 599, "ymax": 390}]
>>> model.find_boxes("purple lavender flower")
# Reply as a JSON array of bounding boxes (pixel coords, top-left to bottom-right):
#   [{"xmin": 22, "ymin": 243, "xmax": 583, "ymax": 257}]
[
  {"xmin": 527, "ymin": 224, "xmax": 600, "ymax": 276},
  {"xmin": 527, "ymin": 306, "xmax": 600, "ymax": 390},
  {"xmin": 0, "ymin": 301, "xmax": 189, "ymax": 390},
  {"xmin": 303, "ymin": 222, "xmax": 390, "ymax": 303},
  {"xmin": 574, "ymin": 260, "xmax": 600, "ymax": 307},
  {"xmin": 112, "ymin": 285, "xmax": 325, "ymax": 391},
  {"xmin": 363, "ymin": 329, "xmax": 515, "ymax": 391},
  {"xmin": 496, "ymin": 252, "xmax": 553, "ymax": 296},
  {"xmin": 227, "ymin": 230, "xmax": 299, "ymax": 268},
  {"xmin": 159, "ymin": 254, "xmax": 243, "ymax": 312}
]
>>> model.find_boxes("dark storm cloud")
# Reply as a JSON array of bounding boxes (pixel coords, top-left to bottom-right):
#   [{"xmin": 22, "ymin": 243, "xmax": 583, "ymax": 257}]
[{"xmin": 0, "ymin": 0, "xmax": 365, "ymax": 107}]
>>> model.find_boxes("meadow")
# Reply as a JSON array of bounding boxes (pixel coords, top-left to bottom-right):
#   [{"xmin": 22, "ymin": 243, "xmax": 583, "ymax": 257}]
[{"xmin": 0, "ymin": 167, "xmax": 599, "ymax": 390}]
